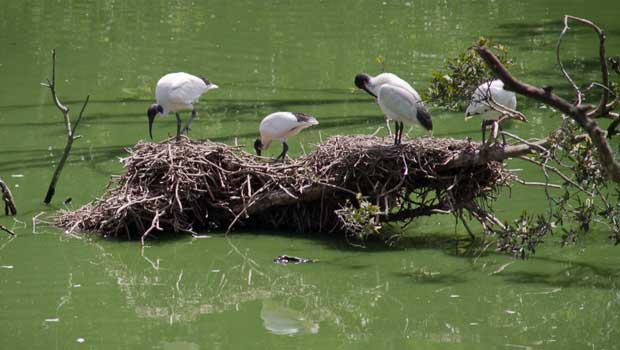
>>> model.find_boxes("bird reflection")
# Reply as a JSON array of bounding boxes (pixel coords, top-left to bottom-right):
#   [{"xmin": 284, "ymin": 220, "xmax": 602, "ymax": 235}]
[{"xmin": 260, "ymin": 299, "xmax": 319, "ymax": 336}]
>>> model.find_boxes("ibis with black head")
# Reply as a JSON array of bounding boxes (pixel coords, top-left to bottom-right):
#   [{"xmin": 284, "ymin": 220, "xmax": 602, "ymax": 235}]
[
  {"xmin": 355, "ymin": 73, "xmax": 432, "ymax": 145},
  {"xmin": 147, "ymin": 72, "xmax": 218, "ymax": 142},
  {"xmin": 254, "ymin": 112, "xmax": 319, "ymax": 161}
]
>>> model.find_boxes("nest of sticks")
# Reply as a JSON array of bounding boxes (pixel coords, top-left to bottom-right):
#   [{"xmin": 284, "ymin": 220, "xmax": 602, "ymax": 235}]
[{"xmin": 56, "ymin": 135, "xmax": 512, "ymax": 242}]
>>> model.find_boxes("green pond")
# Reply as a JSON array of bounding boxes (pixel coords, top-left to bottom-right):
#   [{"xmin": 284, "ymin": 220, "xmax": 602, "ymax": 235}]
[{"xmin": 1, "ymin": 0, "xmax": 620, "ymax": 349}]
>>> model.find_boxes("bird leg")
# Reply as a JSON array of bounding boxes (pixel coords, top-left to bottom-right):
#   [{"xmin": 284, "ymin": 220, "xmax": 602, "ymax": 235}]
[
  {"xmin": 399, "ymin": 121, "xmax": 404, "ymax": 144},
  {"xmin": 175, "ymin": 112, "xmax": 182, "ymax": 142},
  {"xmin": 490, "ymin": 120, "xmax": 499, "ymax": 145},
  {"xmin": 275, "ymin": 141, "xmax": 289, "ymax": 162},
  {"xmin": 393, "ymin": 121, "xmax": 400, "ymax": 145},
  {"xmin": 384, "ymin": 115, "xmax": 393, "ymax": 137},
  {"xmin": 498, "ymin": 120, "xmax": 507, "ymax": 147},
  {"xmin": 481, "ymin": 120, "xmax": 491, "ymax": 147},
  {"xmin": 182, "ymin": 109, "xmax": 197, "ymax": 134}
]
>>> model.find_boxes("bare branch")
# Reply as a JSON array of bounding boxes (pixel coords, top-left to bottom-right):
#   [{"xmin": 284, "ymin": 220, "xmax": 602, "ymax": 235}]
[
  {"xmin": 513, "ymin": 178, "xmax": 562, "ymax": 189},
  {"xmin": 518, "ymin": 156, "xmax": 593, "ymax": 196},
  {"xmin": 557, "ymin": 16, "xmax": 585, "ymax": 105},
  {"xmin": 42, "ymin": 50, "xmax": 89, "ymax": 204},
  {"xmin": 71, "ymin": 95, "xmax": 90, "ymax": 135}
]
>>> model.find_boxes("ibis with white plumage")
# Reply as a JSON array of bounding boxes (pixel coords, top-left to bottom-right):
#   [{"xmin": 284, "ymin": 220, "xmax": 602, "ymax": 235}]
[
  {"xmin": 465, "ymin": 79, "xmax": 523, "ymax": 145},
  {"xmin": 355, "ymin": 73, "xmax": 432, "ymax": 145},
  {"xmin": 147, "ymin": 72, "xmax": 219, "ymax": 142},
  {"xmin": 254, "ymin": 112, "xmax": 319, "ymax": 161}
]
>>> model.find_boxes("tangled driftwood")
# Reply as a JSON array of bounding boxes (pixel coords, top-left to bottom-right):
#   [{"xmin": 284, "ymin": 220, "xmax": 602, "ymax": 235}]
[{"xmin": 56, "ymin": 135, "xmax": 517, "ymax": 243}]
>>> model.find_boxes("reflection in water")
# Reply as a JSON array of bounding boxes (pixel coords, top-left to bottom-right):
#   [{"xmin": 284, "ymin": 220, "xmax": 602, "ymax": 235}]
[{"xmin": 260, "ymin": 299, "xmax": 319, "ymax": 335}]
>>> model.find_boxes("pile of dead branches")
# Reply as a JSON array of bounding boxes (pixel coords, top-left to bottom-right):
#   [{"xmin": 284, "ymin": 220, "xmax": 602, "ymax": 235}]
[{"xmin": 56, "ymin": 135, "xmax": 513, "ymax": 243}]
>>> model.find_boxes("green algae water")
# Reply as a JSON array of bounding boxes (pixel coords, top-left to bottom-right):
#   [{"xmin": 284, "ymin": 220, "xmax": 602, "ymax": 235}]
[{"xmin": 1, "ymin": 1, "xmax": 620, "ymax": 349}]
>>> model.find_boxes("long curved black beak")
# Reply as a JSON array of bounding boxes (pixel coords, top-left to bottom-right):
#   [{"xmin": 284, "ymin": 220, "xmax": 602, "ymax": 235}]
[
  {"xmin": 148, "ymin": 114, "xmax": 155, "ymax": 139},
  {"xmin": 362, "ymin": 86, "xmax": 377, "ymax": 98}
]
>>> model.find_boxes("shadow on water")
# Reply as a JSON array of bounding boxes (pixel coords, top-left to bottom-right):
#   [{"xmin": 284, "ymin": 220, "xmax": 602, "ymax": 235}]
[
  {"xmin": 0, "ymin": 97, "xmax": 372, "ymax": 127},
  {"xmin": 0, "ymin": 144, "xmax": 130, "ymax": 173},
  {"xmin": 498, "ymin": 255, "xmax": 620, "ymax": 290},
  {"xmin": 231, "ymin": 228, "xmax": 491, "ymax": 257},
  {"xmin": 493, "ymin": 19, "xmax": 620, "ymax": 48}
]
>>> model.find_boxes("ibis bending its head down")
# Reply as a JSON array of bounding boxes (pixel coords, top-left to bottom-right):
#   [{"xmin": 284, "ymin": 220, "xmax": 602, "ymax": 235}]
[
  {"xmin": 147, "ymin": 72, "xmax": 218, "ymax": 141},
  {"xmin": 465, "ymin": 79, "xmax": 522, "ymax": 145},
  {"xmin": 254, "ymin": 112, "xmax": 319, "ymax": 161},
  {"xmin": 355, "ymin": 73, "xmax": 432, "ymax": 145}
]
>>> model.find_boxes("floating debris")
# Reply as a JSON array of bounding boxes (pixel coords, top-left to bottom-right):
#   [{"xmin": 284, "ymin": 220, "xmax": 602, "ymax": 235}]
[
  {"xmin": 273, "ymin": 255, "xmax": 316, "ymax": 264},
  {"xmin": 45, "ymin": 318, "xmax": 59, "ymax": 322}
]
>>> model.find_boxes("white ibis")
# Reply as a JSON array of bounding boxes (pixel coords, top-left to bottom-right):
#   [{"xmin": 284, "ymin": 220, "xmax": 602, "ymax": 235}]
[
  {"xmin": 465, "ymin": 79, "xmax": 521, "ymax": 145},
  {"xmin": 355, "ymin": 73, "xmax": 432, "ymax": 145},
  {"xmin": 147, "ymin": 72, "xmax": 218, "ymax": 141},
  {"xmin": 254, "ymin": 112, "xmax": 319, "ymax": 161}
]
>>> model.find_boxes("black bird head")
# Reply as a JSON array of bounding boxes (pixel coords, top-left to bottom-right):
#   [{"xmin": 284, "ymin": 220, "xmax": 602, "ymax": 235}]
[
  {"xmin": 147, "ymin": 104, "xmax": 164, "ymax": 139},
  {"xmin": 254, "ymin": 139, "xmax": 263, "ymax": 156},
  {"xmin": 354, "ymin": 73, "xmax": 376, "ymax": 98}
]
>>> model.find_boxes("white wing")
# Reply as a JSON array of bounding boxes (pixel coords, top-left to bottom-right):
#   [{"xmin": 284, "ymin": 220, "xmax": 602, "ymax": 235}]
[
  {"xmin": 371, "ymin": 73, "xmax": 421, "ymax": 101},
  {"xmin": 168, "ymin": 73, "xmax": 208, "ymax": 104},
  {"xmin": 259, "ymin": 112, "xmax": 317, "ymax": 140},
  {"xmin": 465, "ymin": 80, "xmax": 516, "ymax": 120},
  {"xmin": 156, "ymin": 73, "xmax": 207, "ymax": 111},
  {"xmin": 377, "ymin": 85, "xmax": 419, "ymax": 125}
]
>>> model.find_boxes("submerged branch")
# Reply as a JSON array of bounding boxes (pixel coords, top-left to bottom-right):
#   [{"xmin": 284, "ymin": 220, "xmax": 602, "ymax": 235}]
[{"xmin": 0, "ymin": 177, "xmax": 17, "ymax": 216}]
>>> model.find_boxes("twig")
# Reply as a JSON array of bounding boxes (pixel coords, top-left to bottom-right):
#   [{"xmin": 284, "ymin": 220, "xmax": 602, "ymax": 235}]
[
  {"xmin": 513, "ymin": 178, "xmax": 562, "ymax": 189},
  {"xmin": 42, "ymin": 49, "xmax": 90, "ymax": 204},
  {"xmin": 0, "ymin": 224, "xmax": 15, "ymax": 236},
  {"xmin": 32, "ymin": 211, "xmax": 46, "ymax": 234},
  {"xmin": 518, "ymin": 156, "xmax": 593, "ymax": 196}
]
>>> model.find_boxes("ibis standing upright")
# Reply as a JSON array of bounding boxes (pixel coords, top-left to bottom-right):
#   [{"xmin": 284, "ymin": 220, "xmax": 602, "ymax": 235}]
[
  {"xmin": 465, "ymin": 79, "xmax": 522, "ymax": 145},
  {"xmin": 147, "ymin": 72, "xmax": 219, "ymax": 141},
  {"xmin": 254, "ymin": 112, "xmax": 319, "ymax": 161},
  {"xmin": 355, "ymin": 73, "xmax": 432, "ymax": 145}
]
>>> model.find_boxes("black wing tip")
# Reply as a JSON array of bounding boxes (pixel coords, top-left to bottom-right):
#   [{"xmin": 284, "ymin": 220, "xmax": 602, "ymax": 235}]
[
  {"xmin": 292, "ymin": 112, "xmax": 313, "ymax": 122},
  {"xmin": 417, "ymin": 106, "xmax": 433, "ymax": 131}
]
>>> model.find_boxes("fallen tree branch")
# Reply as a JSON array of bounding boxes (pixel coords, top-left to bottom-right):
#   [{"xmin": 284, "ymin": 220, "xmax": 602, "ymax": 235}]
[{"xmin": 41, "ymin": 49, "xmax": 90, "ymax": 204}]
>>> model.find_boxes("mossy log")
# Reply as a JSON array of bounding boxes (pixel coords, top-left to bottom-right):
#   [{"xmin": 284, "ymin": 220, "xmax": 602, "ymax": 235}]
[{"xmin": 55, "ymin": 135, "xmax": 546, "ymax": 242}]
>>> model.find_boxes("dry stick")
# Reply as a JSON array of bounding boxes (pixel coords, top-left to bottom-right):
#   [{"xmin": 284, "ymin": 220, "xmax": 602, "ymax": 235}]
[
  {"xmin": 513, "ymin": 177, "xmax": 562, "ymax": 189},
  {"xmin": 518, "ymin": 156, "xmax": 593, "ymax": 196},
  {"xmin": 42, "ymin": 49, "xmax": 90, "ymax": 204},
  {"xmin": 32, "ymin": 212, "xmax": 46, "ymax": 234},
  {"xmin": 0, "ymin": 224, "xmax": 15, "ymax": 236},
  {"xmin": 475, "ymin": 45, "xmax": 620, "ymax": 182},
  {"xmin": 557, "ymin": 16, "xmax": 612, "ymax": 114},
  {"xmin": 0, "ymin": 177, "xmax": 17, "ymax": 216}
]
